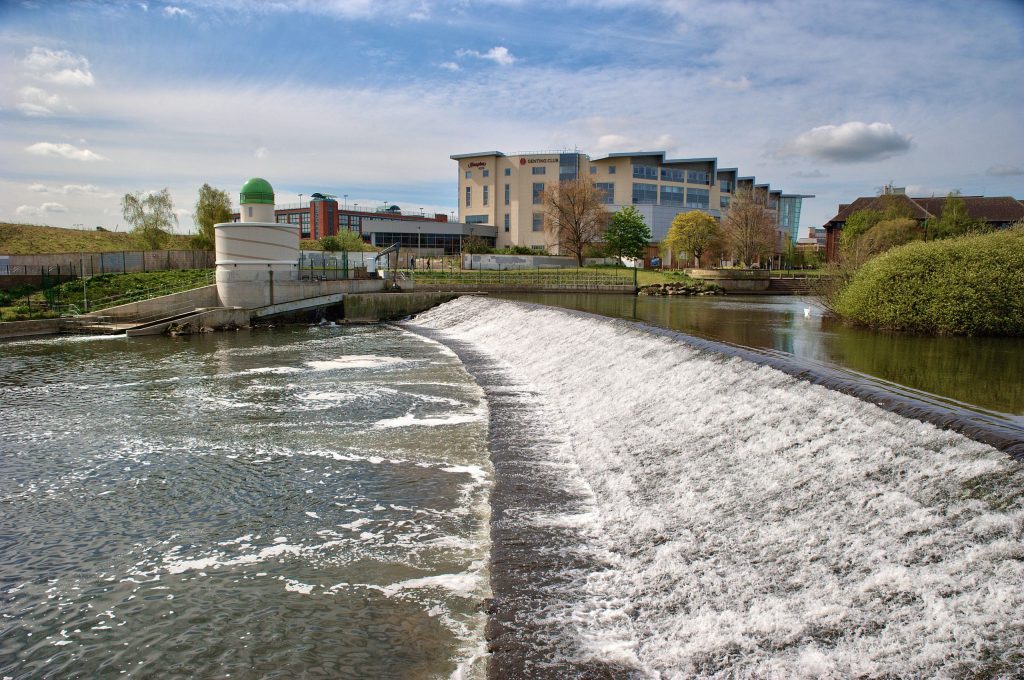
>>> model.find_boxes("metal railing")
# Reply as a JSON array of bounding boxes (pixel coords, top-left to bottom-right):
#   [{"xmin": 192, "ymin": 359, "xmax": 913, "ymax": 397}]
[{"xmin": 409, "ymin": 267, "xmax": 637, "ymax": 289}]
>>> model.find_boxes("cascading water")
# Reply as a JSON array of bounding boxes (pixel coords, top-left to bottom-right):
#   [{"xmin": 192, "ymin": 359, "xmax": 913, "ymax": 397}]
[{"xmin": 406, "ymin": 296, "xmax": 1024, "ymax": 678}]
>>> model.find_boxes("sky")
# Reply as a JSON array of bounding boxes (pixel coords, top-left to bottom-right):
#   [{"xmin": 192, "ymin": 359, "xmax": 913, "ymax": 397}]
[{"xmin": 1, "ymin": 0, "xmax": 1022, "ymax": 236}]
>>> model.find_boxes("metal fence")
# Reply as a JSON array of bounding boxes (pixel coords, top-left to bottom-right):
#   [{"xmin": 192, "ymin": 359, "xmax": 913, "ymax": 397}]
[{"xmin": 410, "ymin": 267, "xmax": 638, "ymax": 290}]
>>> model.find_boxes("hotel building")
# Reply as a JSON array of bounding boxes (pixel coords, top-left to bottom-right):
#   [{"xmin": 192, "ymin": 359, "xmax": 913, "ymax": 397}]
[{"xmin": 451, "ymin": 150, "xmax": 812, "ymax": 253}]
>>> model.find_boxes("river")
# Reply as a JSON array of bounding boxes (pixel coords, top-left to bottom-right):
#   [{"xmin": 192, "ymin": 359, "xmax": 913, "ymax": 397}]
[{"xmin": 2, "ymin": 296, "xmax": 1022, "ymax": 678}]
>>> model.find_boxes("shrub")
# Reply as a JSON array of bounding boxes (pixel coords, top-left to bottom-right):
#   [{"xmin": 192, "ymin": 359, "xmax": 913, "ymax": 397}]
[{"xmin": 833, "ymin": 227, "xmax": 1024, "ymax": 335}]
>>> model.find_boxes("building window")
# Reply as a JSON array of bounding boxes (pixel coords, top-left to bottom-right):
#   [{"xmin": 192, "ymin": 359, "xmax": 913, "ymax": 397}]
[
  {"xmin": 247, "ymin": 207, "xmax": 253, "ymax": 217},
  {"xmin": 687, "ymin": 170, "xmax": 710, "ymax": 185},
  {"xmin": 532, "ymin": 166, "xmax": 546, "ymax": 175},
  {"xmin": 276, "ymin": 215, "xmax": 288, "ymax": 223},
  {"xmin": 661, "ymin": 168, "xmax": 684, "ymax": 182},
  {"xmin": 465, "ymin": 186, "xmax": 471, "ymax": 207},
  {"xmin": 660, "ymin": 185, "xmax": 684, "ymax": 206},
  {"xmin": 504, "ymin": 168, "xmax": 511, "ymax": 176},
  {"xmin": 532, "ymin": 213, "xmax": 544, "ymax": 231},
  {"xmin": 596, "ymin": 182, "xmax": 615, "ymax": 204},
  {"xmin": 632, "ymin": 182, "xmax": 657, "ymax": 204},
  {"xmin": 483, "ymin": 169, "xmax": 490, "ymax": 177},
  {"xmin": 504, "ymin": 184, "xmax": 510, "ymax": 206},
  {"xmin": 608, "ymin": 165, "xmax": 616, "ymax": 174},
  {"xmin": 504, "ymin": 214, "xmax": 510, "ymax": 232},
  {"xmin": 686, "ymin": 188, "xmax": 710, "ymax": 209},
  {"xmin": 466, "ymin": 215, "xmax": 489, "ymax": 224},
  {"xmin": 465, "ymin": 170, "xmax": 472, "ymax": 179},
  {"xmin": 590, "ymin": 166, "xmax": 597, "ymax": 174},
  {"xmin": 559, "ymin": 153, "xmax": 578, "ymax": 182},
  {"xmin": 483, "ymin": 186, "xmax": 489, "ymax": 206},
  {"xmin": 719, "ymin": 179, "xmax": 733, "ymax": 193},
  {"xmin": 720, "ymin": 195, "xmax": 731, "ymax": 209},
  {"xmin": 532, "ymin": 182, "xmax": 544, "ymax": 204},
  {"xmin": 632, "ymin": 165, "xmax": 658, "ymax": 180}
]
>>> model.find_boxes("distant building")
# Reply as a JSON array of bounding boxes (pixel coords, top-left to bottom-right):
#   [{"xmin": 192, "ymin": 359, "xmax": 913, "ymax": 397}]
[
  {"xmin": 822, "ymin": 193, "xmax": 1024, "ymax": 262},
  {"xmin": 451, "ymin": 150, "xmax": 812, "ymax": 256},
  {"xmin": 232, "ymin": 193, "xmax": 495, "ymax": 255}
]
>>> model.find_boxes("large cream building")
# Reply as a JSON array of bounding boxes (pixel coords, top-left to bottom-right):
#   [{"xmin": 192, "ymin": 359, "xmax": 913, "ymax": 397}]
[{"xmin": 451, "ymin": 150, "xmax": 811, "ymax": 252}]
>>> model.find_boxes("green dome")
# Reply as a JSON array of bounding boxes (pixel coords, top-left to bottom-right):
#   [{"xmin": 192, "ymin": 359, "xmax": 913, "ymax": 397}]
[{"xmin": 239, "ymin": 177, "xmax": 274, "ymax": 205}]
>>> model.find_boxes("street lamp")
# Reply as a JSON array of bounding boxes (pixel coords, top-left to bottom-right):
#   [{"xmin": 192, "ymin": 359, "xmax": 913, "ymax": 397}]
[
  {"xmin": 417, "ymin": 225, "xmax": 422, "ymax": 266},
  {"xmin": 344, "ymin": 194, "xmax": 348, "ymax": 210}
]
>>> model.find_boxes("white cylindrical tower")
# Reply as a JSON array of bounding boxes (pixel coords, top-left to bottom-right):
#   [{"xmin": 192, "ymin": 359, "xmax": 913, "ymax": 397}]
[{"xmin": 214, "ymin": 178, "xmax": 300, "ymax": 308}]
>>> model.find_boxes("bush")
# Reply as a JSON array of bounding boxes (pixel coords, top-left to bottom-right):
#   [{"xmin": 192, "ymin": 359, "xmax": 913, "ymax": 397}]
[{"xmin": 833, "ymin": 227, "xmax": 1024, "ymax": 335}]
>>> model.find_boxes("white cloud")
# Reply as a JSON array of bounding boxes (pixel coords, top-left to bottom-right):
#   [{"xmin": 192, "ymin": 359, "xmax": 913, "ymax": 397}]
[
  {"xmin": 22, "ymin": 47, "xmax": 94, "ymax": 87},
  {"xmin": 780, "ymin": 122, "xmax": 912, "ymax": 163},
  {"xmin": 456, "ymin": 46, "xmax": 516, "ymax": 66},
  {"xmin": 905, "ymin": 184, "xmax": 953, "ymax": 197},
  {"xmin": 16, "ymin": 86, "xmax": 72, "ymax": 116},
  {"xmin": 254, "ymin": 146, "xmax": 269, "ymax": 159},
  {"xmin": 163, "ymin": 6, "xmax": 194, "ymax": 18},
  {"xmin": 16, "ymin": 202, "xmax": 67, "ymax": 216},
  {"xmin": 25, "ymin": 142, "xmax": 109, "ymax": 162},
  {"xmin": 709, "ymin": 75, "xmax": 751, "ymax": 92},
  {"xmin": 791, "ymin": 169, "xmax": 829, "ymax": 178},
  {"xmin": 27, "ymin": 182, "xmax": 111, "ymax": 196},
  {"xmin": 986, "ymin": 164, "xmax": 1023, "ymax": 177},
  {"xmin": 440, "ymin": 61, "xmax": 460, "ymax": 72}
]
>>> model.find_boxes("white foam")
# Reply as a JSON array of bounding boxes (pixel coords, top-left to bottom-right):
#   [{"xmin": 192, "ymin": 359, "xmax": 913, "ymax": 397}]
[
  {"xmin": 374, "ymin": 412, "xmax": 484, "ymax": 429},
  {"xmin": 381, "ymin": 571, "xmax": 481, "ymax": 599},
  {"xmin": 409, "ymin": 296, "xmax": 1024, "ymax": 677},
  {"xmin": 306, "ymin": 355, "xmax": 408, "ymax": 371}
]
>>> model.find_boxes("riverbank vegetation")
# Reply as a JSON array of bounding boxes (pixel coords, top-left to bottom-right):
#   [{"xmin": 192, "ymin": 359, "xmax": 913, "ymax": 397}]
[
  {"xmin": 832, "ymin": 226, "xmax": 1024, "ymax": 335},
  {"xmin": 0, "ymin": 269, "xmax": 213, "ymax": 321}
]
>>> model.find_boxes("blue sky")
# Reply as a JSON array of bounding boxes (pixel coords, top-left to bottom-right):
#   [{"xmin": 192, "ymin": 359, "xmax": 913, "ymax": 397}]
[{"xmin": 2, "ymin": 0, "xmax": 1022, "ymax": 235}]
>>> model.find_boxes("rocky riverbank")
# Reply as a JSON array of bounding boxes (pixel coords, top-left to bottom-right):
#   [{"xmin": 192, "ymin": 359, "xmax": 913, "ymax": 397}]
[{"xmin": 638, "ymin": 281, "xmax": 724, "ymax": 296}]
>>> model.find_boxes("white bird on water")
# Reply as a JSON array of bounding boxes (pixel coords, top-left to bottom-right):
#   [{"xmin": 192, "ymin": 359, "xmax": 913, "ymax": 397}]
[{"xmin": 804, "ymin": 307, "xmax": 811, "ymax": 318}]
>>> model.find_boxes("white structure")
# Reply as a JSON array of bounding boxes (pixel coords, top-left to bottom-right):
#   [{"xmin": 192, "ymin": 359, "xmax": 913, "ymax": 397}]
[{"xmin": 215, "ymin": 177, "xmax": 300, "ymax": 308}]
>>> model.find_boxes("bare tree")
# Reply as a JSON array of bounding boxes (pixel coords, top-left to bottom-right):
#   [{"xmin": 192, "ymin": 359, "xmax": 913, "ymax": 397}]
[
  {"xmin": 721, "ymin": 189, "xmax": 776, "ymax": 266},
  {"xmin": 541, "ymin": 179, "xmax": 609, "ymax": 266}
]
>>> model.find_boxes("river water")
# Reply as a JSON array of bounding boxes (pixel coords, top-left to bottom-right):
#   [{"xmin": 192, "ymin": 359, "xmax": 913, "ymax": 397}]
[
  {"xmin": 0, "ymin": 325, "xmax": 491, "ymax": 679},
  {"xmin": 2, "ymin": 297, "xmax": 1023, "ymax": 678}
]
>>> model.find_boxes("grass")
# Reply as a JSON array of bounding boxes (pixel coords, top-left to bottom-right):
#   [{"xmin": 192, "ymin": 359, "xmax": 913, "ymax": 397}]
[
  {"xmin": 0, "ymin": 269, "xmax": 214, "ymax": 321},
  {"xmin": 0, "ymin": 222, "xmax": 195, "ymax": 255},
  {"xmin": 833, "ymin": 227, "xmax": 1024, "ymax": 336}
]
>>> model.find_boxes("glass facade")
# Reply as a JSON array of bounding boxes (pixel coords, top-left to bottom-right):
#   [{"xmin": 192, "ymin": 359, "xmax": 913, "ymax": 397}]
[
  {"xmin": 465, "ymin": 215, "xmax": 490, "ymax": 224},
  {"xmin": 633, "ymin": 182, "xmax": 658, "ymax": 204},
  {"xmin": 372, "ymin": 231, "xmax": 494, "ymax": 256},
  {"xmin": 633, "ymin": 165, "xmax": 658, "ymax": 180},
  {"xmin": 560, "ymin": 153, "xmax": 579, "ymax": 182},
  {"xmin": 660, "ymin": 185, "xmax": 684, "ymax": 206},
  {"xmin": 779, "ymin": 196, "xmax": 805, "ymax": 244},
  {"xmin": 661, "ymin": 168, "xmax": 684, "ymax": 182},
  {"xmin": 686, "ymin": 188, "xmax": 710, "ymax": 209}
]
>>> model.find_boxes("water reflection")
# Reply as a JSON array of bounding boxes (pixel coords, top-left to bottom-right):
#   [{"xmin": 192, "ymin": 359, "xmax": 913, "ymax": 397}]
[{"xmin": 495, "ymin": 293, "xmax": 1024, "ymax": 417}]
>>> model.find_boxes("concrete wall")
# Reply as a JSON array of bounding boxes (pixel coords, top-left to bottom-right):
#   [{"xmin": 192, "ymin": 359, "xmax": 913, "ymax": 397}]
[
  {"xmin": 126, "ymin": 308, "xmax": 252, "ymax": 337},
  {"xmin": 688, "ymin": 268, "xmax": 771, "ymax": 292},
  {"xmin": 216, "ymin": 273, "xmax": 386, "ymax": 310},
  {"xmin": 0, "ymin": 318, "xmax": 64, "ymax": 339},
  {"xmin": 86, "ymin": 285, "xmax": 220, "ymax": 322},
  {"xmin": 343, "ymin": 292, "xmax": 465, "ymax": 322},
  {"xmin": 463, "ymin": 254, "xmax": 579, "ymax": 270}
]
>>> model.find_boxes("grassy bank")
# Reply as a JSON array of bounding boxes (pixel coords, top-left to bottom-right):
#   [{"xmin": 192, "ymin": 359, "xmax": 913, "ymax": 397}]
[
  {"xmin": 0, "ymin": 222, "xmax": 194, "ymax": 254},
  {"xmin": 833, "ymin": 228, "xmax": 1024, "ymax": 335},
  {"xmin": 1, "ymin": 269, "xmax": 213, "ymax": 321}
]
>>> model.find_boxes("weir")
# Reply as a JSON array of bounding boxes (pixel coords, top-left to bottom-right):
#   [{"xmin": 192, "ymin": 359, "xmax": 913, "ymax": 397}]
[{"xmin": 404, "ymin": 296, "xmax": 1024, "ymax": 678}]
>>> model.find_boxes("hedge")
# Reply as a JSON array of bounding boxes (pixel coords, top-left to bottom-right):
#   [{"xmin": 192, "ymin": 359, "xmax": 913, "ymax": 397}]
[{"xmin": 834, "ymin": 227, "xmax": 1024, "ymax": 336}]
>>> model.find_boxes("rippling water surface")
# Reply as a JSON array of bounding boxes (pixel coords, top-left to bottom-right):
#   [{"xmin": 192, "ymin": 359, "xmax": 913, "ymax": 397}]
[{"xmin": 0, "ymin": 325, "xmax": 491, "ymax": 679}]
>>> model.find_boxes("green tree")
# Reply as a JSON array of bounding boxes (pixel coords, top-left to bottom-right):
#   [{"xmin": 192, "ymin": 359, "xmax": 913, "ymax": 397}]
[
  {"xmin": 122, "ymin": 188, "xmax": 176, "ymax": 250},
  {"xmin": 859, "ymin": 218, "xmax": 922, "ymax": 256},
  {"xmin": 663, "ymin": 211, "xmax": 721, "ymax": 268},
  {"xmin": 313, "ymin": 230, "xmax": 371, "ymax": 252},
  {"xmin": 603, "ymin": 205, "xmax": 651, "ymax": 261},
  {"xmin": 926, "ymin": 191, "xmax": 989, "ymax": 240},
  {"xmin": 191, "ymin": 184, "xmax": 232, "ymax": 250},
  {"xmin": 463, "ymin": 235, "xmax": 491, "ymax": 254},
  {"xmin": 840, "ymin": 209, "xmax": 883, "ymax": 252},
  {"xmin": 320, "ymin": 235, "xmax": 342, "ymax": 253}
]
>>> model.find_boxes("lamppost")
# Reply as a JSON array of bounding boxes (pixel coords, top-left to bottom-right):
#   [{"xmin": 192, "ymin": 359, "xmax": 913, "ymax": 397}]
[
  {"xmin": 417, "ymin": 225, "xmax": 421, "ymax": 266},
  {"xmin": 343, "ymin": 194, "xmax": 348, "ymax": 210}
]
